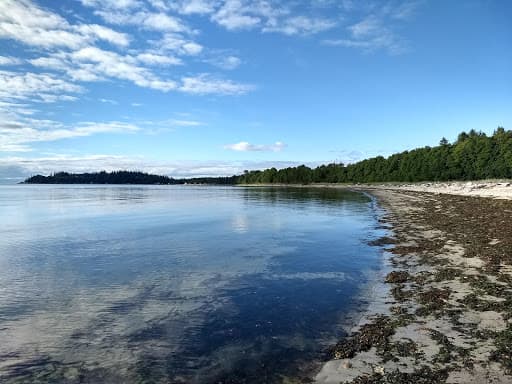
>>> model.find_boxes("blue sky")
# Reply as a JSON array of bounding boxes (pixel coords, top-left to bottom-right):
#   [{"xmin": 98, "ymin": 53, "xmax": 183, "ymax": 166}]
[{"xmin": 0, "ymin": 0, "xmax": 511, "ymax": 182}]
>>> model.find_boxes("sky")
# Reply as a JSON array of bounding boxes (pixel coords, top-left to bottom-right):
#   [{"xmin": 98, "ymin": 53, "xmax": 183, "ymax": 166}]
[{"xmin": 0, "ymin": 0, "xmax": 511, "ymax": 182}]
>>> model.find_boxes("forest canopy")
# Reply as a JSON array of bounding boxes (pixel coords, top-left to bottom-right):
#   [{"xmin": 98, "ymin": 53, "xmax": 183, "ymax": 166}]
[
  {"xmin": 237, "ymin": 127, "xmax": 512, "ymax": 184},
  {"xmin": 23, "ymin": 171, "xmax": 237, "ymax": 185}
]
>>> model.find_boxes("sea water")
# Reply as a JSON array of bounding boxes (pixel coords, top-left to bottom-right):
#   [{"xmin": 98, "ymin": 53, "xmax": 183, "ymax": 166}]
[{"xmin": 0, "ymin": 185, "xmax": 386, "ymax": 383}]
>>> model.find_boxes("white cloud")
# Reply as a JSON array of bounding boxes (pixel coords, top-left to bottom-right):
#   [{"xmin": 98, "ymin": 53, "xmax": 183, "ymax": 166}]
[
  {"xmin": 0, "ymin": 56, "xmax": 23, "ymax": 66},
  {"xmin": 263, "ymin": 16, "xmax": 335, "ymax": 35},
  {"xmin": 99, "ymin": 98, "xmax": 118, "ymax": 104},
  {"xmin": 206, "ymin": 54, "xmax": 241, "ymax": 70},
  {"xmin": 221, "ymin": 56, "xmax": 241, "ymax": 69},
  {"xmin": 182, "ymin": 42, "xmax": 203, "ymax": 55},
  {"xmin": 39, "ymin": 94, "xmax": 78, "ymax": 103},
  {"xmin": 80, "ymin": 0, "xmax": 142, "ymax": 10},
  {"xmin": 209, "ymin": 0, "xmax": 338, "ymax": 37},
  {"xmin": 141, "ymin": 12, "xmax": 186, "ymax": 32},
  {"xmin": 0, "ymin": 0, "xmax": 131, "ymax": 49},
  {"xmin": 72, "ymin": 46, "xmax": 159, "ymax": 85},
  {"xmin": 214, "ymin": 3, "xmax": 267, "ymax": 30},
  {"xmin": 224, "ymin": 141, "xmax": 286, "ymax": 152},
  {"xmin": 146, "ymin": 0, "xmax": 169, "ymax": 11},
  {"xmin": 0, "ymin": 101, "xmax": 37, "ymax": 117},
  {"xmin": 323, "ymin": 15, "xmax": 406, "ymax": 54},
  {"xmin": 81, "ymin": 0, "xmax": 192, "ymax": 34},
  {"xmin": 213, "ymin": 10, "xmax": 260, "ymax": 30},
  {"xmin": 0, "ymin": 119, "xmax": 139, "ymax": 152},
  {"xmin": 29, "ymin": 47, "xmax": 251, "ymax": 95},
  {"xmin": 168, "ymin": 119, "xmax": 203, "ymax": 127},
  {"xmin": 179, "ymin": 74, "xmax": 253, "ymax": 95},
  {"xmin": 170, "ymin": 0, "xmax": 219, "ymax": 15},
  {"xmin": 75, "ymin": 24, "xmax": 130, "ymax": 47},
  {"xmin": 0, "ymin": 22, "xmax": 83, "ymax": 50},
  {"xmin": 81, "ymin": 0, "xmax": 337, "ymax": 37},
  {"xmin": 93, "ymin": 9, "xmax": 188, "ymax": 33},
  {"xmin": 153, "ymin": 34, "xmax": 203, "ymax": 56},
  {"xmin": 0, "ymin": 70, "xmax": 82, "ymax": 103},
  {"xmin": 210, "ymin": 0, "xmax": 290, "ymax": 31},
  {"xmin": 323, "ymin": 21, "xmax": 405, "ymax": 55},
  {"xmin": 349, "ymin": 16, "xmax": 382, "ymax": 38},
  {"xmin": 30, "ymin": 47, "xmax": 179, "ymax": 92},
  {"xmin": 322, "ymin": 2, "xmax": 421, "ymax": 54},
  {"xmin": 136, "ymin": 53, "xmax": 182, "ymax": 66},
  {"xmin": 390, "ymin": 1, "xmax": 422, "ymax": 21},
  {"xmin": 30, "ymin": 56, "xmax": 69, "ymax": 71}
]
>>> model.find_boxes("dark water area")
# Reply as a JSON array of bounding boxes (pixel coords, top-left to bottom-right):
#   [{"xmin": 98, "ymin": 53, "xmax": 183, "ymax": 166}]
[{"xmin": 0, "ymin": 185, "xmax": 387, "ymax": 383}]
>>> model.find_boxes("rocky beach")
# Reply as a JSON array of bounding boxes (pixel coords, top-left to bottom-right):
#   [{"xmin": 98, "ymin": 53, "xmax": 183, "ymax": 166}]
[{"xmin": 316, "ymin": 184, "xmax": 512, "ymax": 383}]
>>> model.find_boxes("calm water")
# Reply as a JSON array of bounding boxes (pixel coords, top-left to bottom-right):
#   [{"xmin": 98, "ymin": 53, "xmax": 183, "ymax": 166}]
[{"xmin": 0, "ymin": 185, "xmax": 386, "ymax": 383}]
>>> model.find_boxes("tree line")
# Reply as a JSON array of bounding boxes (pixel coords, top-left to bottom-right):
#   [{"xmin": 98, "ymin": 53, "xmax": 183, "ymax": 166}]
[
  {"xmin": 23, "ymin": 128, "xmax": 512, "ymax": 185},
  {"xmin": 237, "ymin": 127, "xmax": 512, "ymax": 184},
  {"xmin": 23, "ymin": 171, "xmax": 238, "ymax": 185}
]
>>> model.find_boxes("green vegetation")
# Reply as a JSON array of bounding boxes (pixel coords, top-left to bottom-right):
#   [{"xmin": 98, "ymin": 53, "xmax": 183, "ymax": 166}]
[
  {"xmin": 24, "ymin": 171, "xmax": 178, "ymax": 184},
  {"xmin": 23, "ymin": 171, "xmax": 237, "ymax": 185},
  {"xmin": 23, "ymin": 128, "xmax": 512, "ymax": 185},
  {"xmin": 238, "ymin": 127, "xmax": 512, "ymax": 184}
]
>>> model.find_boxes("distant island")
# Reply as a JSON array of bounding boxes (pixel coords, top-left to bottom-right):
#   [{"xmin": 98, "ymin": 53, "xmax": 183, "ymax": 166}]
[
  {"xmin": 23, "ymin": 171, "xmax": 238, "ymax": 185},
  {"xmin": 23, "ymin": 128, "xmax": 511, "ymax": 185}
]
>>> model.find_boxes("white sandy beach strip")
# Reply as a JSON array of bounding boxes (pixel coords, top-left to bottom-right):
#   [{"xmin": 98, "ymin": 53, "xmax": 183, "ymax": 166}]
[{"xmin": 362, "ymin": 181, "xmax": 512, "ymax": 199}]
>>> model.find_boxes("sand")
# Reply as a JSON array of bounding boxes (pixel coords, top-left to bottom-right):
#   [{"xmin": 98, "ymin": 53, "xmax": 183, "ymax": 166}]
[{"xmin": 361, "ymin": 181, "xmax": 512, "ymax": 200}]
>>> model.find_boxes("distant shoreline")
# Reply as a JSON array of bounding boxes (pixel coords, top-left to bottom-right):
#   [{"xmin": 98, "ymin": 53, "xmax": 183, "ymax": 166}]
[
  {"xmin": 241, "ymin": 180, "xmax": 512, "ymax": 200},
  {"xmin": 19, "ymin": 179, "xmax": 512, "ymax": 199},
  {"xmin": 21, "ymin": 171, "xmax": 237, "ymax": 186}
]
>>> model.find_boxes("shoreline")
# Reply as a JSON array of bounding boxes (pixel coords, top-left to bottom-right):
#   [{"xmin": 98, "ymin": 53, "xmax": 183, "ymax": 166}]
[
  {"xmin": 16, "ymin": 180, "xmax": 512, "ymax": 200},
  {"xmin": 239, "ymin": 180, "xmax": 512, "ymax": 200},
  {"xmin": 314, "ymin": 187, "xmax": 512, "ymax": 383}
]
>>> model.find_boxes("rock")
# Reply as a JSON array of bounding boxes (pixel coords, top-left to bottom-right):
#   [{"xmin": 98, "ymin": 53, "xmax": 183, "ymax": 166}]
[{"xmin": 374, "ymin": 366, "xmax": 385, "ymax": 375}]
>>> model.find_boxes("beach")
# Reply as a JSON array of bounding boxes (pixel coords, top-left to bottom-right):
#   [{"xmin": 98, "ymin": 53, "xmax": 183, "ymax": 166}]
[
  {"xmin": 363, "ymin": 181, "xmax": 512, "ymax": 200},
  {"xmin": 315, "ymin": 184, "xmax": 512, "ymax": 383}
]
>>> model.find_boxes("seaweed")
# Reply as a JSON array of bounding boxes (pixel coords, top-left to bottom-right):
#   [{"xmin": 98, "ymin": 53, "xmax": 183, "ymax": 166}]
[
  {"xmin": 490, "ymin": 325, "xmax": 512, "ymax": 374},
  {"xmin": 347, "ymin": 366, "xmax": 449, "ymax": 384},
  {"xmin": 331, "ymin": 316, "xmax": 396, "ymax": 359},
  {"xmin": 385, "ymin": 271, "xmax": 410, "ymax": 284}
]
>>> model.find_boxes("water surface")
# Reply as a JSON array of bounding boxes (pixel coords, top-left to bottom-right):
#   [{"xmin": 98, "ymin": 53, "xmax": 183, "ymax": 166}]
[{"xmin": 0, "ymin": 185, "xmax": 385, "ymax": 383}]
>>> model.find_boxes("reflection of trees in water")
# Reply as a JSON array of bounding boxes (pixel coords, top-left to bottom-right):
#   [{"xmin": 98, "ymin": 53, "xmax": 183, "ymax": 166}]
[{"xmin": 241, "ymin": 187, "xmax": 369, "ymax": 207}]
